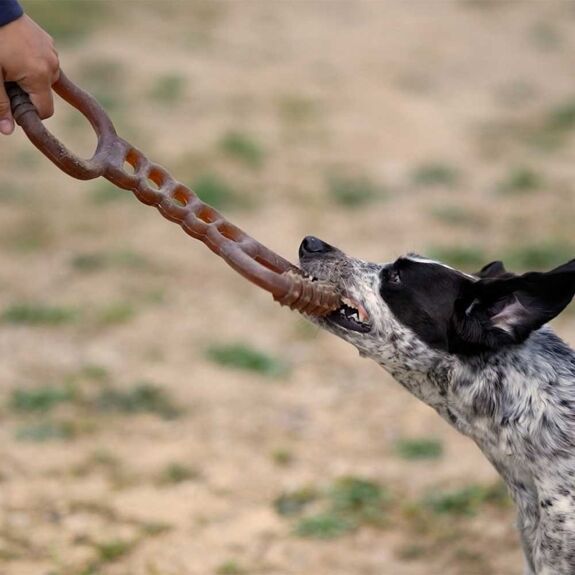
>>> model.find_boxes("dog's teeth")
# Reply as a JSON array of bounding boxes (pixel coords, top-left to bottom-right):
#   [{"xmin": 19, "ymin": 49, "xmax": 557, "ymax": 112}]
[
  {"xmin": 341, "ymin": 296, "xmax": 369, "ymax": 323},
  {"xmin": 358, "ymin": 307, "xmax": 369, "ymax": 322}
]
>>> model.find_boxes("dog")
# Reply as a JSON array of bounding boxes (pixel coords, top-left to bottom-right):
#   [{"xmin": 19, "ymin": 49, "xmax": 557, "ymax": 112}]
[{"xmin": 298, "ymin": 235, "xmax": 575, "ymax": 575}]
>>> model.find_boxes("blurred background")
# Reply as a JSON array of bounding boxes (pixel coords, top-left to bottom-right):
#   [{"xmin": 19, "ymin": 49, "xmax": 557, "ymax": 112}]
[{"xmin": 1, "ymin": 1, "xmax": 574, "ymax": 574}]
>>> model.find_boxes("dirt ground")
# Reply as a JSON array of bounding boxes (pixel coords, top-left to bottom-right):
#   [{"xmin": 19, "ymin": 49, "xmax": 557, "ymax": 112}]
[{"xmin": 1, "ymin": 1, "xmax": 575, "ymax": 574}]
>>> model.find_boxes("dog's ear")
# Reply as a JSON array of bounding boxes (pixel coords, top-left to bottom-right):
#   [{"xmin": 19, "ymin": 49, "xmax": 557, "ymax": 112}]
[
  {"xmin": 474, "ymin": 260, "xmax": 508, "ymax": 279},
  {"xmin": 451, "ymin": 259, "xmax": 575, "ymax": 353}
]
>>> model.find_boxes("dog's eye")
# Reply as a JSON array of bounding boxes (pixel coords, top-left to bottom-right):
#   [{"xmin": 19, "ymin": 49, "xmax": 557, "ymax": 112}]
[{"xmin": 383, "ymin": 267, "xmax": 401, "ymax": 286}]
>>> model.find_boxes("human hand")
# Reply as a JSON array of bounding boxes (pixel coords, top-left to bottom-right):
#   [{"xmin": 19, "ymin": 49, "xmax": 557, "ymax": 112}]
[{"xmin": 0, "ymin": 15, "xmax": 60, "ymax": 135}]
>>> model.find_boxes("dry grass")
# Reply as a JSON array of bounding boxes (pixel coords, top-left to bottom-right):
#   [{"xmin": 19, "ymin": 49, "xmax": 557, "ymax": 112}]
[{"xmin": 2, "ymin": 1, "xmax": 575, "ymax": 574}]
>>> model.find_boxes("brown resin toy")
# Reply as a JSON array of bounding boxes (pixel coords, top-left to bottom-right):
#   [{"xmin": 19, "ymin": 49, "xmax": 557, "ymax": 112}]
[{"xmin": 6, "ymin": 72, "xmax": 340, "ymax": 317}]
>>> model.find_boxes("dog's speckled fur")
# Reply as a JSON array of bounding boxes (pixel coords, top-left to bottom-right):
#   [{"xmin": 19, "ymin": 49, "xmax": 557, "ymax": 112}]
[{"xmin": 300, "ymin": 239, "xmax": 575, "ymax": 575}]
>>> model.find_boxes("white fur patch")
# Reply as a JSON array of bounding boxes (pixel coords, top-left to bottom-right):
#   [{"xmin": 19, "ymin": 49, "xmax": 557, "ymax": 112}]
[{"xmin": 404, "ymin": 255, "xmax": 478, "ymax": 281}]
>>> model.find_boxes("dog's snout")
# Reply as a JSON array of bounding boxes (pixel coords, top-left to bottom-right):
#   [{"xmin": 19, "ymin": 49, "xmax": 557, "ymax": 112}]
[{"xmin": 299, "ymin": 236, "xmax": 334, "ymax": 258}]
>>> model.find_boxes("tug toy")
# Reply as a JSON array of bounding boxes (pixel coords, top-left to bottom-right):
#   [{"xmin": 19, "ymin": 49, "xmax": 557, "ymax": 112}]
[{"xmin": 6, "ymin": 73, "xmax": 340, "ymax": 317}]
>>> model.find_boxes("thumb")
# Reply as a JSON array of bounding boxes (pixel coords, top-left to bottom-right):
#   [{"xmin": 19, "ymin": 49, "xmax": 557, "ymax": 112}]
[{"xmin": 0, "ymin": 81, "xmax": 15, "ymax": 135}]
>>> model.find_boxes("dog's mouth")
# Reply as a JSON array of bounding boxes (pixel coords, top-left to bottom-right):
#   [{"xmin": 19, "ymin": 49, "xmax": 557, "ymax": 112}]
[
  {"xmin": 326, "ymin": 294, "xmax": 372, "ymax": 333},
  {"xmin": 301, "ymin": 269, "xmax": 372, "ymax": 333}
]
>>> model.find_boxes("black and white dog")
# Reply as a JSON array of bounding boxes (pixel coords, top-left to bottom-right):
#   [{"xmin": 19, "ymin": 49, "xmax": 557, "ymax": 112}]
[{"xmin": 299, "ymin": 235, "xmax": 575, "ymax": 575}]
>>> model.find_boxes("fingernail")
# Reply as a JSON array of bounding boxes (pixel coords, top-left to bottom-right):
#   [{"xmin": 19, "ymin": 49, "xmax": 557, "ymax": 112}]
[{"xmin": 0, "ymin": 119, "xmax": 14, "ymax": 135}]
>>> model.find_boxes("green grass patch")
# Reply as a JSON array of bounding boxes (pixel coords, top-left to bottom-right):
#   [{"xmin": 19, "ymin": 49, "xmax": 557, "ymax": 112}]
[
  {"xmin": 545, "ymin": 99, "xmax": 575, "ymax": 134},
  {"xmin": 329, "ymin": 476, "xmax": 389, "ymax": 525},
  {"xmin": 72, "ymin": 450, "xmax": 123, "ymax": 478},
  {"xmin": 157, "ymin": 462, "xmax": 200, "ymax": 485},
  {"xmin": 9, "ymin": 385, "xmax": 75, "ymax": 413},
  {"xmin": 14, "ymin": 149, "xmax": 42, "ymax": 171},
  {"xmin": 140, "ymin": 521, "xmax": 173, "ymax": 537},
  {"xmin": 530, "ymin": 21, "xmax": 562, "ymax": 52},
  {"xmin": 219, "ymin": 131, "xmax": 265, "ymax": 169},
  {"xmin": 327, "ymin": 174, "xmax": 385, "ymax": 208},
  {"xmin": 0, "ymin": 183, "xmax": 29, "ymax": 204},
  {"xmin": 397, "ymin": 543, "xmax": 428, "ymax": 560},
  {"xmin": 395, "ymin": 438, "xmax": 443, "ymax": 460},
  {"xmin": 2, "ymin": 303, "xmax": 77, "ymax": 326},
  {"xmin": 76, "ymin": 58, "xmax": 125, "ymax": 112},
  {"xmin": 95, "ymin": 382, "xmax": 182, "ymax": 419},
  {"xmin": 430, "ymin": 206, "xmax": 484, "ymax": 227},
  {"xmin": 71, "ymin": 253, "xmax": 108, "ymax": 273},
  {"xmin": 2, "ymin": 216, "xmax": 54, "ymax": 253},
  {"xmin": 526, "ymin": 97, "xmax": 575, "ymax": 151},
  {"xmin": 271, "ymin": 448, "xmax": 295, "ymax": 467},
  {"xmin": 96, "ymin": 302, "xmax": 137, "ymax": 326},
  {"xmin": 23, "ymin": 0, "xmax": 107, "ymax": 45},
  {"xmin": 90, "ymin": 181, "xmax": 131, "ymax": 205},
  {"xmin": 503, "ymin": 242, "xmax": 574, "ymax": 271},
  {"xmin": 149, "ymin": 73, "xmax": 187, "ymax": 105},
  {"xmin": 216, "ymin": 561, "xmax": 246, "ymax": 575},
  {"xmin": 496, "ymin": 166, "xmax": 542, "ymax": 196},
  {"xmin": 423, "ymin": 482, "xmax": 510, "ymax": 517},
  {"xmin": 14, "ymin": 419, "xmax": 83, "ymax": 442},
  {"xmin": 80, "ymin": 364, "xmax": 111, "ymax": 382},
  {"xmin": 71, "ymin": 249, "xmax": 152, "ymax": 273},
  {"xmin": 427, "ymin": 246, "xmax": 486, "ymax": 270},
  {"xmin": 79, "ymin": 58, "xmax": 124, "ymax": 86},
  {"xmin": 7, "ymin": 373, "xmax": 182, "ymax": 425},
  {"xmin": 207, "ymin": 343, "xmax": 289, "ymax": 377},
  {"xmin": 94, "ymin": 538, "xmax": 136, "ymax": 563},
  {"xmin": 274, "ymin": 487, "xmax": 319, "ymax": 517},
  {"xmin": 412, "ymin": 163, "xmax": 460, "ymax": 188},
  {"xmin": 191, "ymin": 173, "xmax": 245, "ymax": 210},
  {"xmin": 277, "ymin": 94, "xmax": 318, "ymax": 124},
  {"xmin": 461, "ymin": 0, "xmax": 508, "ymax": 9},
  {"xmin": 277, "ymin": 476, "xmax": 390, "ymax": 540},
  {"xmin": 429, "ymin": 242, "xmax": 573, "ymax": 273},
  {"xmin": 295, "ymin": 513, "xmax": 355, "ymax": 539}
]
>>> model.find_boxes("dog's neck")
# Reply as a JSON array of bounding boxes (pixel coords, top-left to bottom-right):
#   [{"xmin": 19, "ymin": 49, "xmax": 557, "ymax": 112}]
[
  {"xmin": 453, "ymin": 327, "xmax": 575, "ymax": 405},
  {"xmin": 449, "ymin": 327, "xmax": 575, "ymax": 429},
  {"xmin": 362, "ymin": 326, "xmax": 575, "ymax": 436},
  {"xmin": 459, "ymin": 326, "xmax": 575, "ymax": 376},
  {"xmin": 355, "ymin": 321, "xmax": 457, "ymax": 413}
]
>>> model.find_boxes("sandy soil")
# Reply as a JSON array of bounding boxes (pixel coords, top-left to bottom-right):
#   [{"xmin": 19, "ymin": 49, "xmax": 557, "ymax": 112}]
[{"xmin": 1, "ymin": 1, "xmax": 575, "ymax": 574}]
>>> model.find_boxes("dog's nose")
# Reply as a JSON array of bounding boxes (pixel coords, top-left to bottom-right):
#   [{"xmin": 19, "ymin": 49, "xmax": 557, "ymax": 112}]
[{"xmin": 299, "ymin": 236, "xmax": 333, "ymax": 258}]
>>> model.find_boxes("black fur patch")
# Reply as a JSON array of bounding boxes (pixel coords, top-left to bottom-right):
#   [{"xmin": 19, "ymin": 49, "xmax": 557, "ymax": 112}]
[
  {"xmin": 379, "ymin": 256, "xmax": 575, "ymax": 356},
  {"xmin": 379, "ymin": 258, "xmax": 469, "ymax": 352}
]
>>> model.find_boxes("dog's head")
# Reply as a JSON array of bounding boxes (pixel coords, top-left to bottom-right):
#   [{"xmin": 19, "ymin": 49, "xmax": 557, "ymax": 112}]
[{"xmin": 299, "ymin": 236, "xmax": 575, "ymax": 360}]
